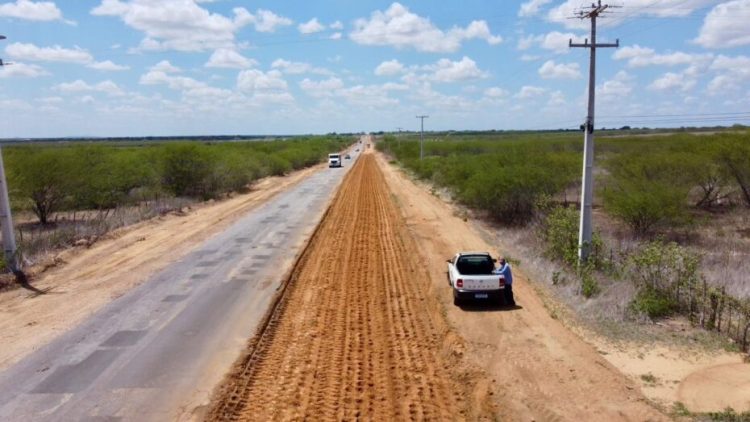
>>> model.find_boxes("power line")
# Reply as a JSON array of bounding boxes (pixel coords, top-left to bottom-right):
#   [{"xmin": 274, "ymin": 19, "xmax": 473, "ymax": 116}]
[{"xmin": 599, "ymin": 111, "xmax": 750, "ymax": 118}]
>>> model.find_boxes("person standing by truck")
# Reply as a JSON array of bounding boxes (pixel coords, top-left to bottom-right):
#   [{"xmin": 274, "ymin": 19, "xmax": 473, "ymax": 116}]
[{"xmin": 495, "ymin": 257, "xmax": 515, "ymax": 306}]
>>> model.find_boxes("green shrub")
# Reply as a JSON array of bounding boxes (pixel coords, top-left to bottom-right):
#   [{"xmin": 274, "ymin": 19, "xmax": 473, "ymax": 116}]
[
  {"xmin": 602, "ymin": 177, "xmax": 688, "ymax": 235},
  {"xmin": 580, "ymin": 265, "xmax": 600, "ymax": 298},
  {"xmin": 627, "ymin": 240, "xmax": 700, "ymax": 319},
  {"xmin": 264, "ymin": 154, "xmax": 292, "ymax": 176},
  {"xmin": 159, "ymin": 143, "xmax": 217, "ymax": 198},
  {"xmin": 630, "ymin": 287, "xmax": 677, "ymax": 318},
  {"xmin": 542, "ymin": 206, "xmax": 580, "ymax": 266}
]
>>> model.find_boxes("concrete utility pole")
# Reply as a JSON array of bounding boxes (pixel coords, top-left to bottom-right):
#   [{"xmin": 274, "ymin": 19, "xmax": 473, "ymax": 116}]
[
  {"xmin": 0, "ymin": 35, "xmax": 18, "ymax": 273},
  {"xmin": 396, "ymin": 127, "xmax": 403, "ymax": 146},
  {"xmin": 416, "ymin": 115, "xmax": 429, "ymax": 160},
  {"xmin": 569, "ymin": 1, "xmax": 619, "ymax": 262}
]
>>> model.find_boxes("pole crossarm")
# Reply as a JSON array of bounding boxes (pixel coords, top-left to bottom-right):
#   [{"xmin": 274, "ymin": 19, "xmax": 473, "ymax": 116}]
[{"xmin": 569, "ymin": 39, "xmax": 619, "ymax": 48}]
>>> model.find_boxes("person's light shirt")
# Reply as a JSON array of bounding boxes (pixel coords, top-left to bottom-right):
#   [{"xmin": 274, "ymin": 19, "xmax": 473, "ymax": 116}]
[{"xmin": 494, "ymin": 263, "xmax": 513, "ymax": 285}]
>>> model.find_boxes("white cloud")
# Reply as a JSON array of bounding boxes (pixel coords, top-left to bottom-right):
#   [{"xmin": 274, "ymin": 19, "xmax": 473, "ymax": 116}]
[
  {"xmin": 88, "ymin": 60, "xmax": 129, "ymax": 71},
  {"xmin": 299, "ymin": 77, "xmax": 345, "ymax": 97},
  {"xmin": 6, "ymin": 42, "xmax": 92, "ymax": 63},
  {"xmin": 519, "ymin": 0, "xmax": 553, "ymax": 17},
  {"xmin": 140, "ymin": 69, "xmax": 245, "ymax": 105},
  {"xmin": 424, "ymin": 57, "xmax": 488, "ymax": 82},
  {"xmin": 0, "ymin": 0, "xmax": 62, "ymax": 21},
  {"xmin": 330, "ymin": 32, "xmax": 342, "ymax": 40},
  {"xmin": 374, "ymin": 59, "xmax": 404, "ymax": 76},
  {"xmin": 298, "ymin": 18, "xmax": 325, "ymax": 34},
  {"xmin": 205, "ymin": 48, "xmax": 256, "ymax": 69},
  {"xmin": 517, "ymin": 31, "xmax": 580, "ymax": 54},
  {"xmin": 337, "ymin": 84, "xmax": 400, "ymax": 108},
  {"xmin": 707, "ymin": 55, "xmax": 750, "ymax": 95},
  {"xmin": 55, "ymin": 79, "xmax": 124, "ymax": 96},
  {"xmin": 547, "ymin": 90, "xmax": 566, "ymax": 107},
  {"xmin": 300, "ymin": 77, "xmax": 402, "ymax": 108},
  {"xmin": 649, "ymin": 71, "xmax": 696, "ymax": 92},
  {"xmin": 350, "ymin": 3, "xmax": 501, "ymax": 53},
  {"xmin": 0, "ymin": 62, "xmax": 48, "ymax": 78},
  {"xmin": 330, "ymin": 20, "xmax": 343, "ymax": 30},
  {"xmin": 599, "ymin": 71, "xmax": 634, "ymax": 99},
  {"xmin": 484, "ymin": 87, "xmax": 509, "ymax": 98},
  {"xmin": 271, "ymin": 59, "xmax": 332, "ymax": 76},
  {"xmin": 91, "ymin": 1, "xmax": 290, "ymax": 52},
  {"xmin": 695, "ymin": 0, "xmax": 750, "ymax": 48},
  {"xmin": 613, "ymin": 45, "xmax": 713, "ymax": 67},
  {"xmin": 540, "ymin": 31, "xmax": 579, "ymax": 53},
  {"xmin": 517, "ymin": 34, "xmax": 537, "ymax": 50},
  {"xmin": 538, "ymin": 60, "xmax": 581, "ymax": 79},
  {"xmin": 150, "ymin": 60, "xmax": 180, "ymax": 73},
  {"xmin": 5, "ymin": 42, "xmax": 129, "ymax": 72},
  {"xmin": 515, "ymin": 85, "xmax": 546, "ymax": 99},
  {"xmin": 92, "ymin": 0, "xmax": 249, "ymax": 52},
  {"xmin": 237, "ymin": 69, "xmax": 288, "ymax": 93},
  {"xmin": 251, "ymin": 9, "xmax": 292, "ymax": 33}
]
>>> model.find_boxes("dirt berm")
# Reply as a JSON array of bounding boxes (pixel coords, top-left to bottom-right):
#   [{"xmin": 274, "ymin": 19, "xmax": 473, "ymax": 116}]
[{"xmin": 207, "ymin": 153, "xmax": 493, "ymax": 420}]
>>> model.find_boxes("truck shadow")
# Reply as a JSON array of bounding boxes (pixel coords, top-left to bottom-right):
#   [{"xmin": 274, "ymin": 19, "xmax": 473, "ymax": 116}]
[{"xmin": 458, "ymin": 303, "xmax": 523, "ymax": 313}]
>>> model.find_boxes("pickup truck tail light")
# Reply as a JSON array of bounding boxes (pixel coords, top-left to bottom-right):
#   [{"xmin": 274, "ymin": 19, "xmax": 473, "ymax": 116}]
[{"xmin": 456, "ymin": 279, "xmax": 463, "ymax": 288}]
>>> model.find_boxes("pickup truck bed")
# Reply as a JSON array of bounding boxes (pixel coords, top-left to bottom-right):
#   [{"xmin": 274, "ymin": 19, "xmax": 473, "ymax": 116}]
[{"xmin": 447, "ymin": 252, "xmax": 505, "ymax": 306}]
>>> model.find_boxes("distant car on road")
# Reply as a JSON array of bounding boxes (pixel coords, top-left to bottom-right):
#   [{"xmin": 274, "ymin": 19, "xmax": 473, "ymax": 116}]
[
  {"xmin": 447, "ymin": 252, "xmax": 505, "ymax": 306},
  {"xmin": 345, "ymin": 154, "xmax": 351, "ymax": 159},
  {"xmin": 328, "ymin": 153, "xmax": 342, "ymax": 168}
]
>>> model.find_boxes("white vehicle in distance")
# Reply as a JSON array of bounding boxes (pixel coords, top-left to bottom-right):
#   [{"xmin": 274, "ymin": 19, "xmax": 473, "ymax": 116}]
[
  {"xmin": 328, "ymin": 153, "xmax": 342, "ymax": 168},
  {"xmin": 447, "ymin": 252, "xmax": 505, "ymax": 306}
]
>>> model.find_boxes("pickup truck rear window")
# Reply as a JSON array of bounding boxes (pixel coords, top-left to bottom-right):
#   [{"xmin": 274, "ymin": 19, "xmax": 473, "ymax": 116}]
[{"xmin": 456, "ymin": 256, "xmax": 495, "ymax": 275}]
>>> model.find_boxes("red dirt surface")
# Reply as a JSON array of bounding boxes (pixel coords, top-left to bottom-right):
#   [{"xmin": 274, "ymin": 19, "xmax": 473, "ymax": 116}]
[{"xmin": 208, "ymin": 153, "xmax": 491, "ymax": 421}]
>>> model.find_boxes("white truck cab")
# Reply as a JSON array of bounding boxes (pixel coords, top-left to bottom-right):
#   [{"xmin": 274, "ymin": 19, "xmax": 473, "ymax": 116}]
[
  {"xmin": 447, "ymin": 252, "xmax": 505, "ymax": 306},
  {"xmin": 328, "ymin": 153, "xmax": 342, "ymax": 168}
]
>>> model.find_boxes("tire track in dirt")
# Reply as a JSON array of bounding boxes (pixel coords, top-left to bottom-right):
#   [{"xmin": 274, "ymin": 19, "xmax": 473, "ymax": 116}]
[{"xmin": 207, "ymin": 154, "xmax": 489, "ymax": 421}]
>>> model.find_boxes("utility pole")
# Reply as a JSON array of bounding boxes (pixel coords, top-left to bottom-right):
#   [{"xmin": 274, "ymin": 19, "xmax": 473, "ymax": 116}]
[
  {"xmin": 0, "ymin": 35, "xmax": 19, "ymax": 275},
  {"xmin": 396, "ymin": 127, "xmax": 403, "ymax": 146},
  {"xmin": 416, "ymin": 115, "xmax": 428, "ymax": 160},
  {"xmin": 569, "ymin": 0, "xmax": 619, "ymax": 262}
]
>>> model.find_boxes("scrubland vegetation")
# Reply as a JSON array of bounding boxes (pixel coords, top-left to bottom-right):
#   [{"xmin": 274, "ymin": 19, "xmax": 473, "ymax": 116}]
[
  {"xmin": 2, "ymin": 136, "xmax": 349, "ymax": 272},
  {"xmin": 379, "ymin": 130, "xmax": 750, "ymax": 350}
]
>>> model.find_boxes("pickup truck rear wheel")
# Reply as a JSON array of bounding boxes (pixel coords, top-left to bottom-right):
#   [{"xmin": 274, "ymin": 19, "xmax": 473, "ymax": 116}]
[{"xmin": 453, "ymin": 294, "xmax": 461, "ymax": 306}]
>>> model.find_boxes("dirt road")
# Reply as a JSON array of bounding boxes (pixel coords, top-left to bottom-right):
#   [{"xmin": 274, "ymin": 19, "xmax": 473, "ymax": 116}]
[
  {"xmin": 209, "ymin": 153, "xmax": 491, "ymax": 420},
  {"xmin": 377, "ymin": 152, "xmax": 668, "ymax": 421}
]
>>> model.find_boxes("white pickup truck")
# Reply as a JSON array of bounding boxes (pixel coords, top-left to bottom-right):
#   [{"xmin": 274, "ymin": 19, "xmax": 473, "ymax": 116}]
[
  {"xmin": 328, "ymin": 153, "xmax": 342, "ymax": 168},
  {"xmin": 447, "ymin": 252, "xmax": 505, "ymax": 306}
]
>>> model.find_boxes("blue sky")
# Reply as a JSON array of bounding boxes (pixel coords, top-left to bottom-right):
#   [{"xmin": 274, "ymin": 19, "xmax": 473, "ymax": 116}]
[{"xmin": 0, "ymin": 0, "xmax": 748, "ymax": 137}]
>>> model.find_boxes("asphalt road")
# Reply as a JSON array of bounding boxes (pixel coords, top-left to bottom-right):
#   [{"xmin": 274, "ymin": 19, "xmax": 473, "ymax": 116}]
[{"xmin": 0, "ymin": 146, "xmax": 362, "ymax": 421}]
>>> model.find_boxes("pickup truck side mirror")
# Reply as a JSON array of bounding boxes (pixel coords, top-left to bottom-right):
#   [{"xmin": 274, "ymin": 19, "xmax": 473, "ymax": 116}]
[
  {"xmin": 492, "ymin": 258, "xmax": 498, "ymax": 262},
  {"xmin": 446, "ymin": 259, "xmax": 452, "ymax": 264}
]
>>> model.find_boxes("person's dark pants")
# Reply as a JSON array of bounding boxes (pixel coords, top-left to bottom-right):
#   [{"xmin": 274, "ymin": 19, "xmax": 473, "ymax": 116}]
[{"xmin": 504, "ymin": 284, "xmax": 515, "ymax": 306}]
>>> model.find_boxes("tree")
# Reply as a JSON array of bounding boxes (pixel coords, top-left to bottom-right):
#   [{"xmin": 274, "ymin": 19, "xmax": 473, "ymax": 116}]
[
  {"xmin": 160, "ymin": 143, "xmax": 216, "ymax": 198},
  {"xmin": 12, "ymin": 149, "xmax": 74, "ymax": 224}
]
